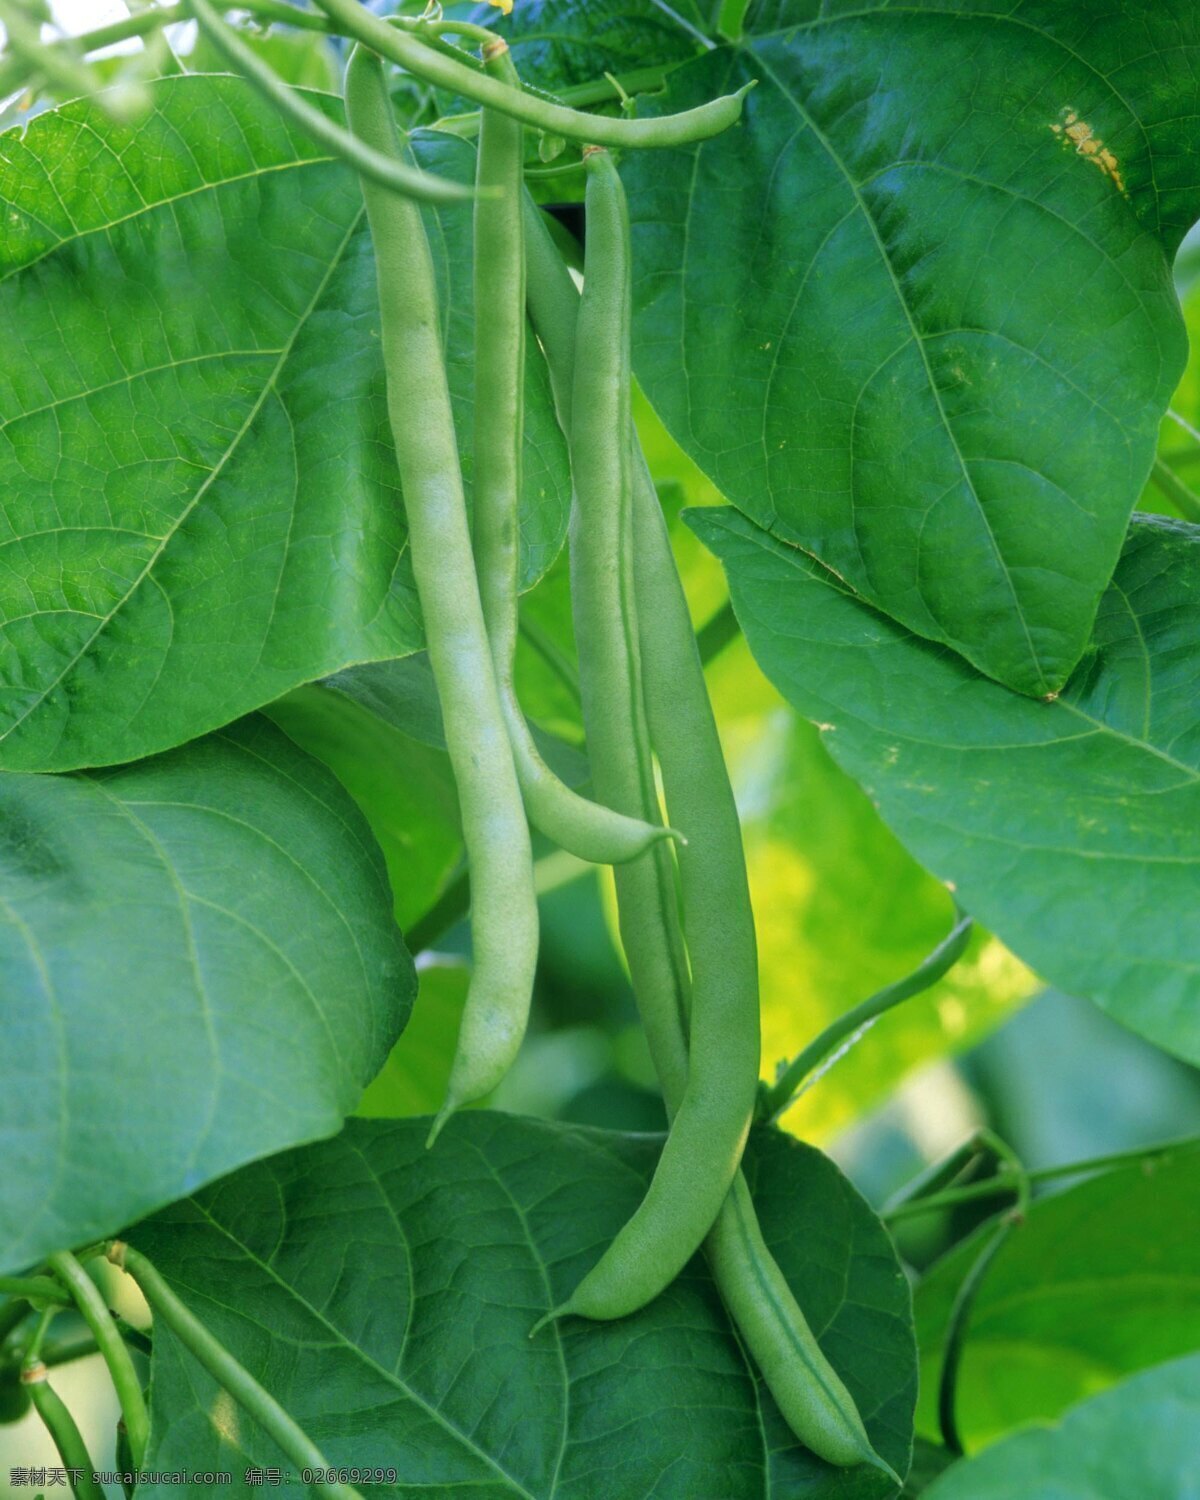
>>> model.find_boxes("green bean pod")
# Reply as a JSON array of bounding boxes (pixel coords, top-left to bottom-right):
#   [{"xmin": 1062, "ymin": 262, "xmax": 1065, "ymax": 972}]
[
  {"xmin": 189, "ymin": 0, "xmax": 472, "ymax": 205},
  {"xmin": 345, "ymin": 45, "xmax": 538, "ymax": 1142},
  {"xmin": 523, "ymin": 187, "xmax": 893, "ymax": 1479},
  {"xmin": 316, "ymin": 0, "xmax": 753, "ymax": 150},
  {"xmin": 537, "ymin": 146, "xmax": 755, "ymax": 1326},
  {"xmin": 473, "ymin": 43, "xmax": 679, "ymax": 867}
]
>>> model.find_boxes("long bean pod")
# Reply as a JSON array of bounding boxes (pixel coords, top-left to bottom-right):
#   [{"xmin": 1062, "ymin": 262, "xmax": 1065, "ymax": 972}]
[
  {"xmin": 345, "ymin": 45, "xmax": 538, "ymax": 1140},
  {"xmin": 523, "ymin": 190, "xmax": 893, "ymax": 1478},
  {"xmin": 188, "ymin": 0, "xmax": 472, "ymax": 205},
  {"xmin": 473, "ymin": 44, "xmax": 678, "ymax": 865},
  {"xmin": 535, "ymin": 148, "xmax": 756, "ymax": 1327},
  {"xmin": 315, "ymin": 0, "xmax": 753, "ymax": 150}
]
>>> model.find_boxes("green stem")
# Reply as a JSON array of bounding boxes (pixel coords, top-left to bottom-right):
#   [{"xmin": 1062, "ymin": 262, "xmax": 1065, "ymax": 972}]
[
  {"xmin": 518, "ymin": 615, "xmax": 582, "ymax": 706},
  {"xmin": 0, "ymin": 1330, "xmax": 100, "ymax": 1379},
  {"xmin": 110, "ymin": 1242, "xmax": 362, "ymax": 1500},
  {"xmin": 695, "ymin": 597, "xmax": 739, "ymax": 665},
  {"xmin": 0, "ymin": 0, "xmax": 332, "ymax": 98},
  {"xmin": 186, "ymin": 0, "xmax": 471, "ymax": 205},
  {"xmin": 0, "ymin": 1276, "xmax": 72, "ymax": 1306},
  {"xmin": 1151, "ymin": 456, "xmax": 1200, "ymax": 523},
  {"xmin": 0, "ymin": 1297, "xmax": 32, "ymax": 1347},
  {"xmin": 937, "ymin": 1212, "xmax": 1020, "ymax": 1456},
  {"xmin": 48, "ymin": 1251, "xmax": 149, "ymax": 1468},
  {"xmin": 760, "ymin": 911, "xmax": 973, "ymax": 1121},
  {"xmin": 23, "ymin": 1348, "xmax": 106, "ymax": 1500},
  {"xmin": 881, "ymin": 1126, "xmax": 1012, "ymax": 1215},
  {"xmin": 434, "ymin": 62, "xmax": 682, "ymax": 139},
  {"xmin": 314, "ymin": 0, "xmax": 752, "ymax": 150},
  {"xmin": 884, "ymin": 1133, "xmax": 1199, "ymax": 1222}
]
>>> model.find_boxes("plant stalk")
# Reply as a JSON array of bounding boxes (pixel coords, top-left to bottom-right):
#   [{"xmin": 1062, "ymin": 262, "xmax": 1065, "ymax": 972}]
[
  {"xmin": 109, "ymin": 1242, "xmax": 362, "ymax": 1500},
  {"xmin": 760, "ymin": 910, "xmax": 973, "ymax": 1120},
  {"xmin": 48, "ymin": 1251, "xmax": 149, "ymax": 1468}
]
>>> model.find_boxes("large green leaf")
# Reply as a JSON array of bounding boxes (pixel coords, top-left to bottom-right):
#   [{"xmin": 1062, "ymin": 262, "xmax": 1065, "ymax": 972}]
[
  {"xmin": 0, "ymin": 717, "xmax": 413, "ymax": 1274},
  {"xmin": 924, "ymin": 1355, "xmax": 1200, "ymax": 1498},
  {"xmin": 0, "ymin": 74, "xmax": 569, "ymax": 773},
  {"xmin": 912, "ymin": 1152, "xmax": 1200, "ymax": 1448},
  {"xmin": 692, "ymin": 507, "xmax": 1200, "ymax": 1064},
  {"xmin": 129, "ymin": 1117, "xmax": 915, "ymax": 1496},
  {"xmin": 624, "ymin": 3, "xmax": 1200, "ymax": 695}
]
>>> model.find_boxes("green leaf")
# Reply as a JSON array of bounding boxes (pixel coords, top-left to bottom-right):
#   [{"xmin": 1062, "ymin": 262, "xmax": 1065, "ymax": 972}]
[
  {"xmin": 693, "ymin": 506, "xmax": 1200, "ymax": 1065},
  {"xmin": 0, "ymin": 74, "xmax": 569, "ymax": 773},
  {"xmin": 0, "ymin": 717, "xmax": 413, "ymax": 1275},
  {"xmin": 456, "ymin": 0, "xmax": 707, "ymax": 92},
  {"xmin": 267, "ymin": 663, "xmax": 464, "ymax": 934},
  {"xmin": 624, "ymin": 6, "xmax": 1200, "ymax": 694},
  {"xmin": 913, "ymin": 1151, "xmax": 1200, "ymax": 1448},
  {"xmin": 129, "ymin": 1116, "xmax": 915, "ymax": 1496},
  {"xmin": 923, "ymin": 1355, "xmax": 1200, "ymax": 1498}
]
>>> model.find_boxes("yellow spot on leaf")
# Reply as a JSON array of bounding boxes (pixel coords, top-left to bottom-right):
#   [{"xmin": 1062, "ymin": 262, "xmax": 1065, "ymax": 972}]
[
  {"xmin": 1049, "ymin": 107, "xmax": 1126, "ymax": 195},
  {"xmin": 484, "ymin": 0, "xmax": 513, "ymax": 11}
]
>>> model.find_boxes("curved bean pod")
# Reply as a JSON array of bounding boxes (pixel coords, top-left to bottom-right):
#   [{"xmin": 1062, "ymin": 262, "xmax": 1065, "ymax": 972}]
[
  {"xmin": 345, "ymin": 45, "xmax": 538, "ymax": 1142},
  {"xmin": 189, "ymin": 0, "xmax": 473, "ymax": 205},
  {"xmin": 473, "ymin": 43, "xmax": 679, "ymax": 866},
  {"xmin": 538, "ymin": 147, "xmax": 756, "ymax": 1326},
  {"xmin": 523, "ymin": 189, "xmax": 892, "ymax": 1478},
  {"xmin": 316, "ymin": 0, "xmax": 754, "ymax": 150}
]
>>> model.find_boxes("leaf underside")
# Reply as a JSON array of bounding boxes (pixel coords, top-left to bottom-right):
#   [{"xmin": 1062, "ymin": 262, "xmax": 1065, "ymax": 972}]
[
  {"xmin": 924, "ymin": 1354, "xmax": 1200, "ymax": 1499},
  {"xmin": 693, "ymin": 506, "xmax": 1200, "ymax": 1065}
]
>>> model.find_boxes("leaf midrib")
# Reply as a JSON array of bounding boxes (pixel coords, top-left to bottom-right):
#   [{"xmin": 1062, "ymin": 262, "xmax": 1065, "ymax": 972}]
[
  {"xmin": 185, "ymin": 1196, "xmax": 540, "ymax": 1500},
  {"xmin": 0, "ymin": 207, "xmax": 364, "ymax": 757},
  {"xmin": 744, "ymin": 43, "xmax": 1047, "ymax": 691},
  {"xmin": 742, "ymin": 1, "xmax": 1163, "ymax": 237}
]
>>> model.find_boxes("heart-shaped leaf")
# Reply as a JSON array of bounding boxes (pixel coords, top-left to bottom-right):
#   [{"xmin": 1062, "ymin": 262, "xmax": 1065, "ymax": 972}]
[
  {"xmin": 924, "ymin": 1355, "xmax": 1200, "ymax": 1499},
  {"xmin": 0, "ymin": 75, "xmax": 569, "ymax": 772},
  {"xmin": 692, "ymin": 507, "xmax": 1200, "ymax": 1065},
  {"xmin": 624, "ymin": 5, "xmax": 1200, "ymax": 694},
  {"xmin": 128, "ymin": 1116, "xmax": 915, "ymax": 1497},
  {"xmin": 0, "ymin": 717, "xmax": 413, "ymax": 1273},
  {"xmin": 913, "ymin": 1151, "xmax": 1200, "ymax": 1447}
]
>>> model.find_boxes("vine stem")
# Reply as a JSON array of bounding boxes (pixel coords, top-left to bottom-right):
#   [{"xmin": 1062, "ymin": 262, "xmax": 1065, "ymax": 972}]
[
  {"xmin": 884, "ymin": 1132, "xmax": 1200, "ymax": 1222},
  {"xmin": 23, "ymin": 1372, "xmax": 106, "ymax": 1500},
  {"xmin": 936, "ymin": 1209, "xmax": 1021, "ymax": 1455},
  {"xmin": 1151, "ymin": 456, "xmax": 1200, "ymax": 523},
  {"xmin": 48, "ymin": 1251, "xmax": 149, "ymax": 1468},
  {"xmin": 0, "ymin": 1276, "xmax": 72, "ymax": 1306},
  {"xmin": 759, "ymin": 910, "xmax": 973, "ymax": 1121},
  {"xmin": 108, "ymin": 1241, "xmax": 363, "ymax": 1500}
]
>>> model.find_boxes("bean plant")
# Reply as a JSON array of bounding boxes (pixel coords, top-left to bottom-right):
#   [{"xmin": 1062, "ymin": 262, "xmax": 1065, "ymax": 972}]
[{"xmin": 0, "ymin": 1, "xmax": 1197, "ymax": 1497}]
